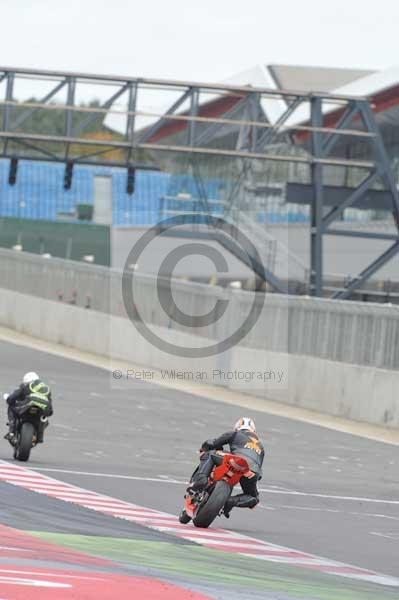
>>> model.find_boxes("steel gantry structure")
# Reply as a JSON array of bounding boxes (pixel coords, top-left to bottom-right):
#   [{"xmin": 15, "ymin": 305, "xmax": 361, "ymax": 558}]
[{"xmin": 0, "ymin": 65, "xmax": 398, "ymax": 298}]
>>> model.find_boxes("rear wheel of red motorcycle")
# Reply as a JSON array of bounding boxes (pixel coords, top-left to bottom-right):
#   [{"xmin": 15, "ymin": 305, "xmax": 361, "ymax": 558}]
[{"xmin": 193, "ymin": 481, "xmax": 231, "ymax": 528}]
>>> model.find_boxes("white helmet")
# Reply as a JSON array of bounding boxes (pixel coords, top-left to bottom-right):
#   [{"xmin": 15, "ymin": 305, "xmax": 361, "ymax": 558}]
[
  {"xmin": 234, "ymin": 417, "xmax": 256, "ymax": 433},
  {"xmin": 23, "ymin": 372, "xmax": 39, "ymax": 385}
]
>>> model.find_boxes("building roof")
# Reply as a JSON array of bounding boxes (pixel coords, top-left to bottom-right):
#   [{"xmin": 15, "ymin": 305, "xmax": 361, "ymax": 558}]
[
  {"xmin": 268, "ymin": 64, "xmax": 374, "ymax": 93},
  {"xmin": 226, "ymin": 64, "xmax": 399, "ymax": 132},
  {"xmin": 105, "ymin": 64, "xmax": 399, "ymax": 139},
  {"xmin": 285, "ymin": 65, "xmax": 399, "ymax": 133}
]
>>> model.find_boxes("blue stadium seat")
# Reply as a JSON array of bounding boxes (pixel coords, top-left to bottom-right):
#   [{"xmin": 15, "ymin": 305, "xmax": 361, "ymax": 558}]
[{"xmin": 0, "ymin": 159, "xmax": 342, "ymax": 227}]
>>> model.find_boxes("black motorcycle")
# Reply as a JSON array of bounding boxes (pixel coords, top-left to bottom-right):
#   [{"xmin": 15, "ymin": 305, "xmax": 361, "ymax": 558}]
[{"xmin": 4, "ymin": 393, "xmax": 50, "ymax": 461}]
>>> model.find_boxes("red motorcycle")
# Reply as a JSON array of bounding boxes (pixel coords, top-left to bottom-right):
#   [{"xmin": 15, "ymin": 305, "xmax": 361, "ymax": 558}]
[{"xmin": 179, "ymin": 451, "xmax": 255, "ymax": 528}]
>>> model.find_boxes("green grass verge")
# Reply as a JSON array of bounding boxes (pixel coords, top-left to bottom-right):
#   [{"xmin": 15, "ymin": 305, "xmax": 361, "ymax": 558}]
[{"xmin": 29, "ymin": 531, "xmax": 398, "ymax": 600}]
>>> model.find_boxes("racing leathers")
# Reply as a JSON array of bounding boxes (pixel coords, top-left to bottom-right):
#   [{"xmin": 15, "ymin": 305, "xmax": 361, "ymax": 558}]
[{"xmin": 5, "ymin": 380, "xmax": 53, "ymax": 443}]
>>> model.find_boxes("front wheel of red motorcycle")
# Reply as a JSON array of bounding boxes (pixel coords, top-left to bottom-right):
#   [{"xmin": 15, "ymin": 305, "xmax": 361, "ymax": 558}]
[{"xmin": 193, "ymin": 481, "xmax": 232, "ymax": 528}]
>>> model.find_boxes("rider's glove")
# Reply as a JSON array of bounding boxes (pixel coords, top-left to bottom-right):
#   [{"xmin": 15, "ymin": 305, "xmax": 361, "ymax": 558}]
[{"xmin": 201, "ymin": 440, "xmax": 213, "ymax": 452}]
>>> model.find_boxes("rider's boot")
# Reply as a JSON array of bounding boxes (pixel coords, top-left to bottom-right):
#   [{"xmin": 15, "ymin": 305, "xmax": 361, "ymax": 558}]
[
  {"xmin": 223, "ymin": 494, "xmax": 258, "ymax": 518},
  {"xmin": 4, "ymin": 422, "xmax": 17, "ymax": 446}
]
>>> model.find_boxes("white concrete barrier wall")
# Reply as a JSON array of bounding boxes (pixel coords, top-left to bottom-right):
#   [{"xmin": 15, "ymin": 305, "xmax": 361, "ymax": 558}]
[{"xmin": 1, "ymin": 288, "xmax": 398, "ymax": 429}]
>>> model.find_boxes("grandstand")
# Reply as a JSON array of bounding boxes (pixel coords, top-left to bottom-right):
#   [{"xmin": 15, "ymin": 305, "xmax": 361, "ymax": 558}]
[
  {"xmin": 0, "ymin": 159, "xmax": 312, "ymax": 226},
  {"xmin": 0, "ymin": 160, "xmax": 168, "ymax": 226},
  {"xmin": 0, "ymin": 158, "xmax": 376, "ymax": 226}
]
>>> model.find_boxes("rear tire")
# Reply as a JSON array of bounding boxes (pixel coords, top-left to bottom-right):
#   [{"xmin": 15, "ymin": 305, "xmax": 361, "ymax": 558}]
[
  {"xmin": 178, "ymin": 509, "xmax": 191, "ymax": 524},
  {"xmin": 16, "ymin": 422, "xmax": 34, "ymax": 462},
  {"xmin": 193, "ymin": 481, "xmax": 232, "ymax": 528}
]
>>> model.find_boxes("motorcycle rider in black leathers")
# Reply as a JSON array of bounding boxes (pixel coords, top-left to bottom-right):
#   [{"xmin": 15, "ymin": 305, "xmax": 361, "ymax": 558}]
[
  {"xmin": 189, "ymin": 417, "xmax": 265, "ymax": 517},
  {"xmin": 4, "ymin": 372, "xmax": 53, "ymax": 445}
]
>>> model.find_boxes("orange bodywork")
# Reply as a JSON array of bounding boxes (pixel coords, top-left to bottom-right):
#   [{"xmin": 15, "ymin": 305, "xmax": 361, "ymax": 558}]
[{"xmin": 213, "ymin": 453, "xmax": 253, "ymax": 486}]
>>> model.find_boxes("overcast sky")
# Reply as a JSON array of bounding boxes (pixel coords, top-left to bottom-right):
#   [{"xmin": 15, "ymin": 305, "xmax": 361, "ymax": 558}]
[{"xmin": 1, "ymin": 0, "xmax": 398, "ymax": 83}]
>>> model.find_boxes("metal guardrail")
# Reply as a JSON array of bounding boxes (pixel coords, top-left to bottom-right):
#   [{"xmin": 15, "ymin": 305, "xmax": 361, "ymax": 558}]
[{"xmin": 1, "ymin": 248, "xmax": 399, "ymax": 370}]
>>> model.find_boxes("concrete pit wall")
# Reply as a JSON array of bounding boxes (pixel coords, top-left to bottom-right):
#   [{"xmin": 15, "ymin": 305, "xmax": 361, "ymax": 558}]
[{"xmin": 0, "ymin": 288, "xmax": 398, "ymax": 429}]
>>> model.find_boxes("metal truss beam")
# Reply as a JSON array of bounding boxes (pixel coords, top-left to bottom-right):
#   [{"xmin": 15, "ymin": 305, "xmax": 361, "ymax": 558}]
[
  {"xmin": 332, "ymin": 241, "xmax": 399, "ymax": 299},
  {"xmin": 325, "ymin": 228, "xmax": 399, "ymax": 241},
  {"xmin": 0, "ymin": 67, "xmax": 375, "ymax": 168},
  {"xmin": 0, "ymin": 130, "xmax": 377, "ymax": 167},
  {"xmin": 188, "ymin": 88, "xmax": 199, "ymax": 147},
  {"xmin": 136, "ymin": 87, "xmax": 192, "ymax": 144},
  {"xmin": 255, "ymin": 97, "xmax": 302, "ymax": 151},
  {"xmin": 64, "ymin": 77, "xmax": 75, "ymax": 161},
  {"xmin": 249, "ymin": 93, "xmax": 262, "ymax": 152},
  {"xmin": 360, "ymin": 102, "xmax": 399, "ymax": 231},
  {"xmin": 10, "ymin": 79, "xmax": 67, "ymax": 131},
  {"xmin": 126, "ymin": 82, "xmax": 138, "ymax": 163},
  {"xmin": 73, "ymin": 84, "xmax": 130, "ymax": 137},
  {"xmin": 235, "ymin": 93, "xmax": 258, "ymax": 152},
  {"xmin": 2, "ymin": 72, "xmax": 14, "ymax": 156},
  {"xmin": 0, "ymin": 152, "xmax": 155, "ymax": 170},
  {"xmin": 308, "ymin": 96, "xmax": 399, "ymax": 299},
  {"xmin": 322, "ymin": 101, "xmax": 359, "ymax": 156},
  {"xmin": 0, "ymin": 66, "xmax": 397, "ymax": 298},
  {"xmin": 310, "ymin": 97, "xmax": 324, "ymax": 297},
  {"xmin": 322, "ymin": 169, "xmax": 380, "ymax": 228},
  {"xmin": 0, "ymin": 65, "xmax": 369, "ymax": 102},
  {"xmin": 193, "ymin": 96, "xmax": 250, "ymax": 146},
  {"xmin": 11, "ymin": 137, "xmax": 59, "ymax": 160}
]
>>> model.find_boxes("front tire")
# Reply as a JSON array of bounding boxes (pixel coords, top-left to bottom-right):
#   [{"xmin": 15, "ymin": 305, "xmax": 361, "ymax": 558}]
[
  {"xmin": 193, "ymin": 481, "xmax": 232, "ymax": 528},
  {"xmin": 16, "ymin": 422, "xmax": 34, "ymax": 461}
]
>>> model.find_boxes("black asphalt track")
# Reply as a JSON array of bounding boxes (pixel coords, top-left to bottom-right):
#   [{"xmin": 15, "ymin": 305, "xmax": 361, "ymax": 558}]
[{"xmin": 0, "ymin": 339, "xmax": 398, "ymax": 595}]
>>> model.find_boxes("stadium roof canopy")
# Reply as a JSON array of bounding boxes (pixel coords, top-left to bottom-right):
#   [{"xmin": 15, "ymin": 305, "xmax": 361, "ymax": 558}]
[
  {"xmin": 224, "ymin": 64, "xmax": 399, "ymax": 129},
  {"xmin": 224, "ymin": 63, "xmax": 375, "ymax": 94}
]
